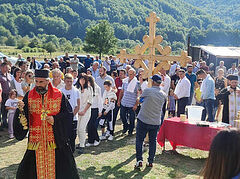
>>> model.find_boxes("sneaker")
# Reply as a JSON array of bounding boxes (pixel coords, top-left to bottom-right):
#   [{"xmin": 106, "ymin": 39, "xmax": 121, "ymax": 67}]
[
  {"xmin": 108, "ymin": 135, "xmax": 114, "ymax": 141},
  {"xmin": 99, "ymin": 135, "xmax": 107, "ymax": 140},
  {"xmin": 93, "ymin": 140, "xmax": 100, "ymax": 146},
  {"xmin": 85, "ymin": 143, "xmax": 94, "ymax": 147},
  {"xmin": 9, "ymin": 134, "xmax": 14, "ymax": 139},
  {"xmin": 134, "ymin": 160, "xmax": 143, "ymax": 169},
  {"xmin": 105, "ymin": 130, "xmax": 110, "ymax": 137},
  {"xmin": 146, "ymin": 162, "xmax": 153, "ymax": 167}
]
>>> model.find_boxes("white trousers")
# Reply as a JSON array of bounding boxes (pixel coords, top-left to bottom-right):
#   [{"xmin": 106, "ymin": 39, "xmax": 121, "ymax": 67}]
[{"xmin": 77, "ymin": 110, "xmax": 91, "ymax": 147}]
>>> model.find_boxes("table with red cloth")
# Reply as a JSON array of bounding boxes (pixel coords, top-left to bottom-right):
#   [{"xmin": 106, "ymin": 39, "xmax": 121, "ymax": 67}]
[{"xmin": 157, "ymin": 117, "xmax": 223, "ymax": 151}]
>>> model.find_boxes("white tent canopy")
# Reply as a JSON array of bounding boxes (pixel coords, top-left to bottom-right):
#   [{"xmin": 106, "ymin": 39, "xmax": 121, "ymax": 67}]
[{"xmin": 198, "ymin": 46, "xmax": 240, "ymax": 59}]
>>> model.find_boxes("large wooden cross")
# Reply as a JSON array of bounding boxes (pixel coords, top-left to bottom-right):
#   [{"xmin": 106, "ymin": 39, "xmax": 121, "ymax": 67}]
[{"xmin": 117, "ymin": 12, "xmax": 192, "ymax": 87}]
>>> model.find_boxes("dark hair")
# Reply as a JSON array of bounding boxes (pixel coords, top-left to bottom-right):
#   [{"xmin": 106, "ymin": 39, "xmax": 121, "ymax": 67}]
[
  {"xmin": 1, "ymin": 62, "xmax": 8, "ymax": 67},
  {"xmin": 13, "ymin": 67, "xmax": 21, "ymax": 78},
  {"xmin": 100, "ymin": 66, "xmax": 107, "ymax": 72},
  {"xmin": 120, "ymin": 69, "xmax": 126, "ymax": 74},
  {"xmin": 18, "ymin": 61, "xmax": 24, "ymax": 67},
  {"xmin": 87, "ymin": 75, "xmax": 95, "ymax": 96},
  {"xmin": 202, "ymin": 129, "xmax": 240, "ymax": 179},
  {"xmin": 111, "ymin": 71, "xmax": 118, "ymax": 78},
  {"xmin": 179, "ymin": 69, "xmax": 185, "ymax": 73},
  {"xmin": 9, "ymin": 89, "xmax": 17, "ymax": 97},
  {"xmin": 196, "ymin": 69, "xmax": 206, "ymax": 76},
  {"xmin": 78, "ymin": 73, "xmax": 88, "ymax": 90},
  {"xmin": 104, "ymin": 80, "xmax": 112, "ymax": 86}
]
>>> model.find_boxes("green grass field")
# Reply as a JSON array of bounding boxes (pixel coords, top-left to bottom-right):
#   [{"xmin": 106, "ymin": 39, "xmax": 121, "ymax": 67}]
[
  {"xmin": 0, "ymin": 46, "xmax": 80, "ymax": 61},
  {"xmin": 0, "ymin": 119, "xmax": 207, "ymax": 179}
]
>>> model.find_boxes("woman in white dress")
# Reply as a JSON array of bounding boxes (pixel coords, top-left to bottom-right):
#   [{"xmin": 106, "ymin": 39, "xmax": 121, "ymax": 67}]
[{"xmin": 77, "ymin": 74, "xmax": 93, "ymax": 154}]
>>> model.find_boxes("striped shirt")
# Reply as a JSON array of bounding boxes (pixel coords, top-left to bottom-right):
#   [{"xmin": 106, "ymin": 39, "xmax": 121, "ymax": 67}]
[{"xmin": 121, "ymin": 81, "xmax": 141, "ymax": 107}]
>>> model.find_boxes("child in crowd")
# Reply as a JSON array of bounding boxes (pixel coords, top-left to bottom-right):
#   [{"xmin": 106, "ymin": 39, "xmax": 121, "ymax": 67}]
[
  {"xmin": 99, "ymin": 80, "xmax": 117, "ymax": 141},
  {"xmin": 168, "ymin": 89, "xmax": 176, "ymax": 117},
  {"xmin": 194, "ymin": 79, "xmax": 203, "ymax": 106},
  {"xmin": 5, "ymin": 89, "xmax": 19, "ymax": 139}
]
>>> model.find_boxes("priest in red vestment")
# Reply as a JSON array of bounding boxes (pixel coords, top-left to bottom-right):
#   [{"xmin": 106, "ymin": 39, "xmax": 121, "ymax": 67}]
[{"xmin": 13, "ymin": 69, "xmax": 79, "ymax": 179}]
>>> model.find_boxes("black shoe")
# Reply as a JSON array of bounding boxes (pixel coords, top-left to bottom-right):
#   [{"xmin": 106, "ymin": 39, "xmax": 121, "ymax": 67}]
[
  {"xmin": 78, "ymin": 147, "xmax": 84, "ymax": 155},
  {"xmin": 134, "ymin": 160, "xmax": 143, "ymax": 169},
  {"xmin": 146, "ymin": 162, "xmax": 153, "ymax": 167},
  {"xmin": 122, "ymin": 128, "xmax": 128, "ymax": 134},
  {"xmin": 0, "ymin": 127, "xmax": 3, "ymax": 131},
  {"xmin": 128, "ymin": 132, "xmax": 133, "ymax": 136}
]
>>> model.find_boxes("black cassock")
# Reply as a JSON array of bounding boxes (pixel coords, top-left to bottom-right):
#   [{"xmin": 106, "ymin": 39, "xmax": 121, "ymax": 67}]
[
  {"xmin": 217, "ymin": 88, "xmax": 230, "ymax": 124},
  {"xmin": 13, "ymin": 92, "xmax": 79, "ymax": 179}
]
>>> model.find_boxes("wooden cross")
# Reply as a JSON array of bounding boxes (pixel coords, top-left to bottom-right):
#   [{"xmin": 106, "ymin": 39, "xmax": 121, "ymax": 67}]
[{"xmin": 117, "ymin": 12, "xmax": 192, "ymax": 87}]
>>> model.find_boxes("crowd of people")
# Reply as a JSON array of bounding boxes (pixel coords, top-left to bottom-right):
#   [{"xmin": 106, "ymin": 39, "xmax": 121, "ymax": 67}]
[{"xmin": 0, "ymin": 52, "xmax": 240, "ymax": 176}]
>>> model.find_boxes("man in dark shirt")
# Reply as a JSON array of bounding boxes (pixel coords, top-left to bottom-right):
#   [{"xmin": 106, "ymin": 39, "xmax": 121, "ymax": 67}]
[
  {"xmin": 171, "ymin": 67, "xmax": 180, "ymax": 90},
  {"xmin": 59, "ymin": 57, "xmax": 66, "ymax": 74},
  {"xmin": 185, "ymin": 64, "xmax": 197, "ymax": 105},
  {"xmin": 0, "ymin": 62, "xmax": 11, "ymax": 128},
  {"xmin": 84, "ymin": 54, "xmax": 93, "ymax": 71},
  {"xmin": 63, "ymin": 52, "xmax": 70, "ymax": 68}
]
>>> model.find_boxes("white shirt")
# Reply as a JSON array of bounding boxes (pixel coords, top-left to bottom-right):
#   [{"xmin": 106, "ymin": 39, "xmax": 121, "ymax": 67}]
[
  {"xmin": 5, "ymin": 98, "xmax": 19, "ymax": 114},
  {"xmin": 169, "ymin": 63, "xmax": 178, "ymax": 76},
  {"xmin": 174, "ymin": 76, "xmax": 191, "ymax": 99},
  {"xmin": 116, "ymin": 59, "xmax": 123, "ymax": 71},
  {"xmin": 160, "ymin": 74, "xmax": 171, "ymax": 95},
  {"xmin": 61, "ymin": 86, "xmax": 80, "ymax": 121},
  {"xmin": 73, "ymin": 78, "xmax": 78, "ymax": 85},
  {"xmin": 103, "ymin": 60, "xmax": 110, "ymax": 72},
  {"xmin": 51, "ymin": 80, "xmax": 65, "ymax": 90},
  {"xmin": 227, "ymin": 68, "xmax": 238, "ymax": 75},
  {"xmin": 91, "ymin": 83, "xmax": 103, "ymax": 112},
  {"xmin": 141, "ymin": 81, "xmax": 148, "ymax": 92},
  {"xmin": 70, "ymin": 58, "xmax": 79, "ymax": 71},
  {"xmin": 79, "ymin": 87, "xmax": 93, "ymax": 113},
  {"xmin": 14, "ymin": 79, "xmax": 24, "ymax": 97}
]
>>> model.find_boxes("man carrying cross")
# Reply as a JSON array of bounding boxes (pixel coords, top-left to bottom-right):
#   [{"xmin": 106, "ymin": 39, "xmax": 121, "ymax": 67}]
[{"xmin": 13, "ymin": 69, "xmax": 79, "ymax": 179}]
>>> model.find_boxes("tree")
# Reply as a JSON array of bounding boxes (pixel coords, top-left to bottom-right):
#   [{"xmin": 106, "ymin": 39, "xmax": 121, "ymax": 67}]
[
  {"xmin": 83, "ymin": 20, "xmax": 117, "ymax": 58},
  {"xmin": 28, "ymin": 37, "xmax": 40, "ymax": 48},
  {"xmin": 44, "ymin": 42, "xmax": 56, "ymax": 55},
  {"xmin": 5, "ymin": 36, "xmax": 16, "ymax": 46},
  {"xmin": 17, "ymin": 36, "xmax": 30, "ymax": 49},
  {"xmin": 72, "ymin": 37, "xmax": 82, "ymax": 46}
]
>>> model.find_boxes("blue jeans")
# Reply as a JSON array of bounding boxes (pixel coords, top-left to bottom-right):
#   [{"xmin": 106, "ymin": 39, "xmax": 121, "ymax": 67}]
[
  {"xmin": 202, "ymin": 99, "xmax": 215, "ymax": 122},
  {"xmin": 136, "ymin": 119, "xmax": 160, "ymax": 163},
  {"xmin": 188, "ymin": 91, "xmax": 194, "ymax": 105},
  {"xmin": 120, "ymin": 105, "xmax": 136, "ymax": 134}
]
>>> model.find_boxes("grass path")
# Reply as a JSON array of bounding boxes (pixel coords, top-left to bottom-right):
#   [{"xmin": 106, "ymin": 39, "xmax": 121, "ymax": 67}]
[{"xmin": 0, "ymin": 120, "xmax": 207, "ymax": 179}]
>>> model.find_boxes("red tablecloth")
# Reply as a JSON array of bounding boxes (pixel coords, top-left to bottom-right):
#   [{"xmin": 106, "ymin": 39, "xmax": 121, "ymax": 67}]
[{"xmin": 157, "ymin": 117, "xmax": 223, "ymax": 151}]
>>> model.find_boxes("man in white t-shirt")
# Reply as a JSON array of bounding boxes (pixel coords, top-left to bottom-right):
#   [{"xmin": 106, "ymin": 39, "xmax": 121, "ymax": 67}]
[
  {"xmin": 70, "ymin": 54, "xmax": 79, "ymax": 71},
  {"xmin": 61, "ymin": 73, "xmax": 80, "ymax": 153},
  {"xmin": 103, "ymin": 56, "xmax": 111, "ymax": 75}
]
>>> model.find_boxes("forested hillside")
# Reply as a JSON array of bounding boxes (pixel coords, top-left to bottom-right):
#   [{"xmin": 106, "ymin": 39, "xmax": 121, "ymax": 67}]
[
  {"xmin": 0, "ymin": 0, "xmax": 239, "ymax": 51},
  {"xmin": 184, "ymin": 0, "xmax": 240, "ymax": 28}
]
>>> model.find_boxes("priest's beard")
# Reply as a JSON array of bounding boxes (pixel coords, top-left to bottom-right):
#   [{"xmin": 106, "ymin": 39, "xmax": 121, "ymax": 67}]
[{"xmin": 36, "ymin": 86, "xmax": 48, "ymax": 95}]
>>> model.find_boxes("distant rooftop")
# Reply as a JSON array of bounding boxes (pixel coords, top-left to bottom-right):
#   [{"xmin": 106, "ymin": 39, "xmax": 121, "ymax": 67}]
[{"xmin": 195, "ymin": 46, "xmax": 240, "ymax": 59}]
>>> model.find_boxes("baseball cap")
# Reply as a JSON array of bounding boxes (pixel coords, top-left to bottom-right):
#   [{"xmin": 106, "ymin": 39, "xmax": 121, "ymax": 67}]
[{"xmin": 150, "ymin": 74, "xmax": 162, "ymax": 83}]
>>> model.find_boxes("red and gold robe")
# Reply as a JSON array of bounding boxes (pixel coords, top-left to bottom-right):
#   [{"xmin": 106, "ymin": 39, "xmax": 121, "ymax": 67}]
[{"xmin": 13, "ymin": 83, "xmax": 79, "ymax": 179}]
